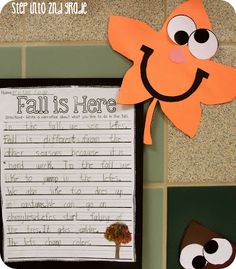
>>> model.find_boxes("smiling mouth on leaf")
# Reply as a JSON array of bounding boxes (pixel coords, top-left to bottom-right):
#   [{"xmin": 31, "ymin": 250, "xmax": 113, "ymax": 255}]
[{"xmin": 140, "ymin": 45, "xmax": 209, "ymax": 102}]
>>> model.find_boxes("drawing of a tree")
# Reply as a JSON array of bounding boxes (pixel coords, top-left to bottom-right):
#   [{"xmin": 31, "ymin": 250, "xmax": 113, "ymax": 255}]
[{"xmin": 104, "ymin": 222, "xmax": 132, "ymax": 259}]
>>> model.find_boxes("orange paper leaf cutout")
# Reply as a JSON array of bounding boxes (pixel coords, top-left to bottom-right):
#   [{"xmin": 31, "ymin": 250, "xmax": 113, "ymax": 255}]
[{"xmin": 108, "ymin": 0, "xmax": 236, "ymax": 144}]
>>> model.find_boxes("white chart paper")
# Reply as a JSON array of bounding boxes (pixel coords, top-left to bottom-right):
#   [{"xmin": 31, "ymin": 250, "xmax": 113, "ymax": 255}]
[{"xmin": 0, "ymin": 86, "xmax": 136, "ymax": 262}]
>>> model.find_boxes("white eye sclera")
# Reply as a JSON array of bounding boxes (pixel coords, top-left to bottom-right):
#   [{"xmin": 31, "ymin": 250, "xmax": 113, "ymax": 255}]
[
  {"xmin": 167, "ymin": 15, "xmax": 219, "ymax": 60},
  {"xmin": 180, "ymin": 244, "xmax": 207, "ymax": 269},
  {"xmin": 188, "ymin": 29, "xmax": 218, "ymax": 60},
  {"xmin": 203, "ymin": 238, "xmax": 233, "ymax": 265},
  {"xmin": 167, "ymin": 15, "xmax": 196, "ymax": 45}
]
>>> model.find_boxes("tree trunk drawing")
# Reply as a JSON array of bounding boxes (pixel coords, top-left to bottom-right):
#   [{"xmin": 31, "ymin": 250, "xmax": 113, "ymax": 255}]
[
  {"xmin": 115, "ymin": 243, "xmax": 120, "ymax": 259},
  {"xmin": 104, "ymin": 223, "xmax": 131, "ymax": 260}
]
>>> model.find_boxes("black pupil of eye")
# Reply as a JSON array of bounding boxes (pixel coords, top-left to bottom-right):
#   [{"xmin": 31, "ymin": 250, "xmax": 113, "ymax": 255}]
[
  {"xmin": 174, "ymin": 31, "xmax": 189, "ymax": 45},
  {"xmin": 204, "ymin": 240, "xmax": 219, "ymax": 254},
  {"xmin": 192, "ymin": 256, "xmax": 207, "ymax": 269},
  {"xmin": 194, "ymin": 29, "xmax": 209, "ymax": 43}
]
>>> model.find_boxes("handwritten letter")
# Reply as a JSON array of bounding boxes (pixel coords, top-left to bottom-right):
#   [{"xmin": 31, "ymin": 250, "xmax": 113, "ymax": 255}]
[{"xmin": 0, "ymin": 86, "xmax": 136, "ymax": 262}]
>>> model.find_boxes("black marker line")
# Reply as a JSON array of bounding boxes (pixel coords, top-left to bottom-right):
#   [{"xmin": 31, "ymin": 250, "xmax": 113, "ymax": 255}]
[
  {"xmin": 4, "ymin": 154, "xmax": 132, "ymax": 158},
  {"xmin": 4, "ymin": 141, "xmax": 132, "ymax": 144},
  {"xmin": 4, "ymin": 119, "xmax": 132, "ymax": 123},
  {"xmin": 4, "ymin": 168, "xmax": 132, "ymax": 171},
  {"xmin": 5, "ymin": 180, "xmax": 132, "ymax": 183},
  {"xmin": 6, "ymin": 206, "xmax": 132, "ymax": 209},
  {"xmin": 7, "ymin": 244, "xmax": 132, "ymax": 247},
  {"xmin": 6, "ymin": 230, "xmax": 132, "ymax": 232},
  {"xmin": 5, "ymin": 193, "xmax": 132, "ymax": 196},
  {"xmin": 5, "ymin": 159, "xmax": 132, "ymax": 162},
  {"xmin": 6, "ymin": 219, "xmax": 132, "ymax": 222},
  {"xmin": 8, "ymin": 255, "xmax": 133, "ymax": 261},
  {"xmin": 7, "ymin": 228, "xmax": 132, "ymax": 233},
  {"xmin": 4, "ymin": 128, "xmax": 132, "ymax": 131}
]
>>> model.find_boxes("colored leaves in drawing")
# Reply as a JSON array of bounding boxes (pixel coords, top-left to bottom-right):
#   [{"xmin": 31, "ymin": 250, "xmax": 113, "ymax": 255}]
[{"xmin": 105, "ymin": 222, "xmax": 132, "ymax": 259}]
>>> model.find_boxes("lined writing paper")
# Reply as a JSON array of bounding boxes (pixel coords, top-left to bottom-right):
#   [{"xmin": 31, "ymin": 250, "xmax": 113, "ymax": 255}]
[{"xmin": 0, "ymin": 86, "xmax": 136, "ymax": 262}]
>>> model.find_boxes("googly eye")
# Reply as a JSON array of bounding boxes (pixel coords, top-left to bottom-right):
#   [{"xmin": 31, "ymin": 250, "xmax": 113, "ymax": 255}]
[
  {"xmin": 167, "ymin": 15, "xmax": 196, "ymax": 45},
  {"xmin": 203, "ymin": 238, "xmax": 233, "ymax": 265},
  {"xmin": 188, "ymin": 29, "xmax": 218, "ymax": 59},
  {"xmin": 180, "ymin": 244, "xmax": 207, "ymax": 269}
]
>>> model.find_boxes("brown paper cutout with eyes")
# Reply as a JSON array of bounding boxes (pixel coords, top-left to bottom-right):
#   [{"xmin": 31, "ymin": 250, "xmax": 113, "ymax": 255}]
[{"xmin": 180, "ymin": 221, "xmax": 236, "ymax": 269}]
